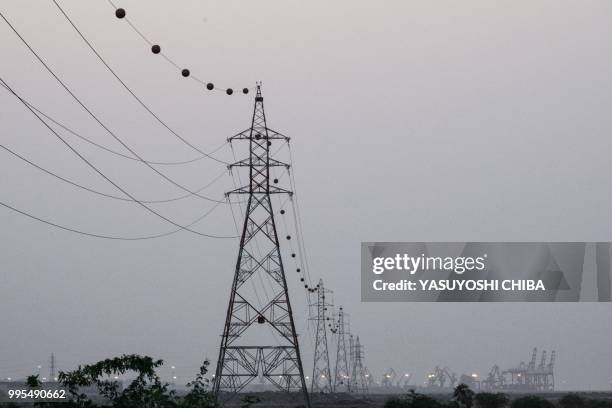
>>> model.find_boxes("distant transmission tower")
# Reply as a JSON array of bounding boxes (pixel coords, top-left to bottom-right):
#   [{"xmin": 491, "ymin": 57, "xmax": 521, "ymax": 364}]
[
  {"xmin": 213, "ymin": 84, "xmax": 310, "ymax": 407},
  {"xmin": 333, "ymin": 307, "xmax": 351, "ymax": 392},
  {"xmin": 350, "ymin": 336, "xmax": 368, "ymax": 394},
  {"xmin": 49, "ymin": 353, "xmax": 56, "ymax": 381},
  {"xmin": 310, "ymin": 279, "xmax": 333, "ymax": 393},
  {"xmin": 348, "ymin": 333, "xmax": 355, "ymax": 387}
]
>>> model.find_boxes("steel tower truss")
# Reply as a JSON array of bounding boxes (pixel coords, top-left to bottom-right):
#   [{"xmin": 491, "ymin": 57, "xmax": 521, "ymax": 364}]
[
  {"xmin": 213, "ymin": 84, "xmax": 310, "ymax": 407},
  {"xmin": 350, "ymin": 336, "xmax": 368, "ymax": 394},
  {"xmin": 333, "ymin": 307, "xmax": 351, "ymax": 392},
  {"xmin": 310, "ymin": 279, "xmax": 333, "ymax": 393}
]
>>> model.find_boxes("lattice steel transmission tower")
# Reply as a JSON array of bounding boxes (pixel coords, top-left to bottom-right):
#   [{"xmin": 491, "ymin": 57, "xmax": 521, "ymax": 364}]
[
  {"xmin": 333, "ymin": 306, "xmax": 351, "ymax": 392},
  {"xmin": 310, "ymin": 278, "xmax": 333, "ymax": 393},
  {"xmin": 49, "ymin": 353, "xmax": 56, "ymax": 381},
  {"xmin": 349, "ymin": 334, "xmax": 355, "ymax": 386},
  {"xmin": 213, "ymin": 84, "xmax": 310, "ymax": 407},
  {"xmin": 350, "ymin": 336, "xmax": 368, "ymax": 394}
]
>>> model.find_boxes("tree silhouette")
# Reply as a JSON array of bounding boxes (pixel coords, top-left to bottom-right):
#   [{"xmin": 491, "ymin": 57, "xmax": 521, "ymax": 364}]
[{"xmin": 454, "ymin": 384, "xmax": 475, "ymax": 408}]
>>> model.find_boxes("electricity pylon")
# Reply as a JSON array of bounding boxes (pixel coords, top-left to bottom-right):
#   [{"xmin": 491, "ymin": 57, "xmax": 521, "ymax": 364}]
[
  {"xmin": 349, "ymin": 334, "xmax": 355, "ymax": 387},
  {"xmin": 213, "ymin": 84, "xmax": 310, "ymax": 407},
  {"xmin": 49, "ymin": 353, "xmax": 56, "ymax": 381},
  {"xmin": 333, "ymin": 306, "xmax": 351, "ymax": 392},
  {"xmin": 310, "ymin": 279, "xmax": 333, "ymax": 393},
  {"xmin": 350, "ymin": 336, "xmax": 369, "ymax": 394}
]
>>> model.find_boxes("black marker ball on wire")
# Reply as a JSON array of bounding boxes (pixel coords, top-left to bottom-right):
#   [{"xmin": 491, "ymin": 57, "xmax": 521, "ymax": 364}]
[
  {"xmin": 151, "ymin": 45, "xmax": 161, "ymax": 54},
  {"xmin": 206, "ymin": 83, "xmax": 214, "ymax": 90},
  {"xmin": 115, "ymin": 8, "xmax": 126, "ymax": 19},
  {"xmin": 243, "ymin": 88, "xmax": 249, "ymax": 94},
  {"xmin": 226, "ymin": 88, "xmax": 233, "ymax": 95},
  {"xmin": 280, "ymin": 210, "xmax": 285, "ymax": 215},
  {"xmin": 181, "ymin": 69, "xmax": 190, "ymax": 77}
]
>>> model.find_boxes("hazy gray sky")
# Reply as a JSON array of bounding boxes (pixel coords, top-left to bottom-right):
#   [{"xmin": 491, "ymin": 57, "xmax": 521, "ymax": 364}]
[{"xmin": 1, "ymin": 0, "xmax": 611, "ymax": 390}]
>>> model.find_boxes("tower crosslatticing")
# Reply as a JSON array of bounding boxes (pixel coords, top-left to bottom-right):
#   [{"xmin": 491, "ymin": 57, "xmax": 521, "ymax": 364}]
[
  {"xmin": 333, "ymin": 306, "xmax": 351, "ymax": 392},
  {"xmin": 213, "ymin": 84, "xmax": 310, "ymax": 408},
  {"xmin": 350, "ymin": 336, "xmax": 369, "ymax": 394},
  {"xmin": 310, "ymin": 279, "xmax": 333, "ymax": 393}
]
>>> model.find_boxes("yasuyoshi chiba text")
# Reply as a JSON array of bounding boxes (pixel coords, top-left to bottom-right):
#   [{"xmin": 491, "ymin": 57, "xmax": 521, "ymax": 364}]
[{"xmin": 372, "ymin": 279, "xmax": 546, "ymax": 292}]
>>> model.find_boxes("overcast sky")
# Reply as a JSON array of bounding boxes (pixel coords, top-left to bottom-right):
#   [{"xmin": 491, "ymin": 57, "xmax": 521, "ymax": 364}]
[{"xmin": 1, "ymin": 0, "xmax": 611, "ymax": 391}]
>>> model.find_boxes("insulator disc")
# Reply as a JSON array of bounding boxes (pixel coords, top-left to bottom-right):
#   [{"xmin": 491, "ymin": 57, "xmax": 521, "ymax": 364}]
[
  {"xmin": 115, "ymin": 8, "xmax": 126, "ymax": 18},
  {"xmin": 300, "ymin": 278, "xmax": 304, "ymax": 282},
  {"xmin": 151, "ymin": 44, "xmax": 161, "ymax": 54},
  {"xmin": 226, "ymin": 88, "xmax": 233, "ymax": 95},
  {"xmin": 304, "ymin": 285, "xmax": 308, "ymax": 288},
  {"xmin": 273, "ymin": 178, "xmax": 279, "ymax": 184},
  {"xmin": 257, "ymin": 315, "xmax": 266, "ymax": 324},
  {"xmin": 206, "ymin": 83, "xmax": 214, "ymax": 90},
  {"xmin": 281, "ymin": 210, "xmax": 286, "ymax": 215},
  {"xmin": 296, "ymin": 268, "xmax": 301, "ymax": 272},
  {"xmin": 267, "ymin": 141, "xmax": 272, "ymax": 146},
  {"xmin": 291, "ymin": 253, "xmax": 296, "ymax": 257},
  {"xmin": 286, "ymin": 235, "xmax": 291, "ymax": 240},
  {"xmin": 181, "ymin": 69, "xmax": 190, "ymax": 77}
]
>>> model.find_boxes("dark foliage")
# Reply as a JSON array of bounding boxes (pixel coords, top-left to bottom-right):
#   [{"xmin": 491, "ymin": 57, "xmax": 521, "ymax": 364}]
[
  {"xmin": 475, "ymin": 392, "xmax": 509, "ymax": 408},
  {"xmin": 510, "ymin": 396, "xmax": 554, "ymax": 408},
  {"xmin": 22, "ymin": 354, "xmax": 216, "ymax": 408},
  {"xmin": 384, "ymin": 389, "xmax": 444, "ymax": 408}
]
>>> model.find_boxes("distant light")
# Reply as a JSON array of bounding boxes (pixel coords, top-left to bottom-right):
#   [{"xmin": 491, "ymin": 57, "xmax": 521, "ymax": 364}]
[
  {"xmin": 173, "ymin": 376, "xmax": 177, "ymax": 380},
  {"xmin": 472, "ymin": 373, "xmax": 478, "ymax": 378},
  {"xmin": 114, "ymin": 376, "xmax": 119, "ymax": 380},
  {"xmin": 305, "ymin": 376, "xmax": 310, "ymax": 380},
  {"xmin": 365, "ymin": 374, "xmax": 369, "ymax": 377},
  {"xmin": 42, "ymin": 377, "xmax": 47, "ymax": 381},
  {"xmin": 37, "ymin": 365, "xmax": 42, "ymax": 369},
  {"xmin": 321, "ymin": 375, "xmax": 325, "ymax": 378},
  {"xmin": 171, "ymin": 366, "xmax": 176, "ymax": 370},
  {"xmin": 405, "ymin": 374, "xmax": 410, "ymax": 377},
  {"xmin": 7, "ymin": 377, "xmax": 11, "ymax": 381}
]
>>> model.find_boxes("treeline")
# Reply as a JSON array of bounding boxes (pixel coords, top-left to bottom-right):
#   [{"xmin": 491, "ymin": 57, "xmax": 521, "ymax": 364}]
[{"xmin": 385, "ymin": 384, "xmax": 612, "ymax": 408}]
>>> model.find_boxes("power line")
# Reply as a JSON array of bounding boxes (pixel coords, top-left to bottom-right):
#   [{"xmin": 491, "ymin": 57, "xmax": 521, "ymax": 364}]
[
  {"xmin": 1, "ymin": 76, "xmax": 237, "ymax": 239},
  {"xmin": 0, "ymin": 142, "xmax": 227, "ymax": 204},
  {"xmin": 0, "ymin": 198, "xmax": 224, "ymax": 241},
  {"xmin": 51, "ymin": 0, "xmax": 229, "ymax": 164},
  {"xmin": 0, "ymin": 11, "xmax": 228, "ymax": 205},
  {"xmin": 106, "ymin": 0, "xmax": 251, "ymax": 96},
  {"xmin": 0, "ymin": 81, "xmax": 226, "ymax": 166}
]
